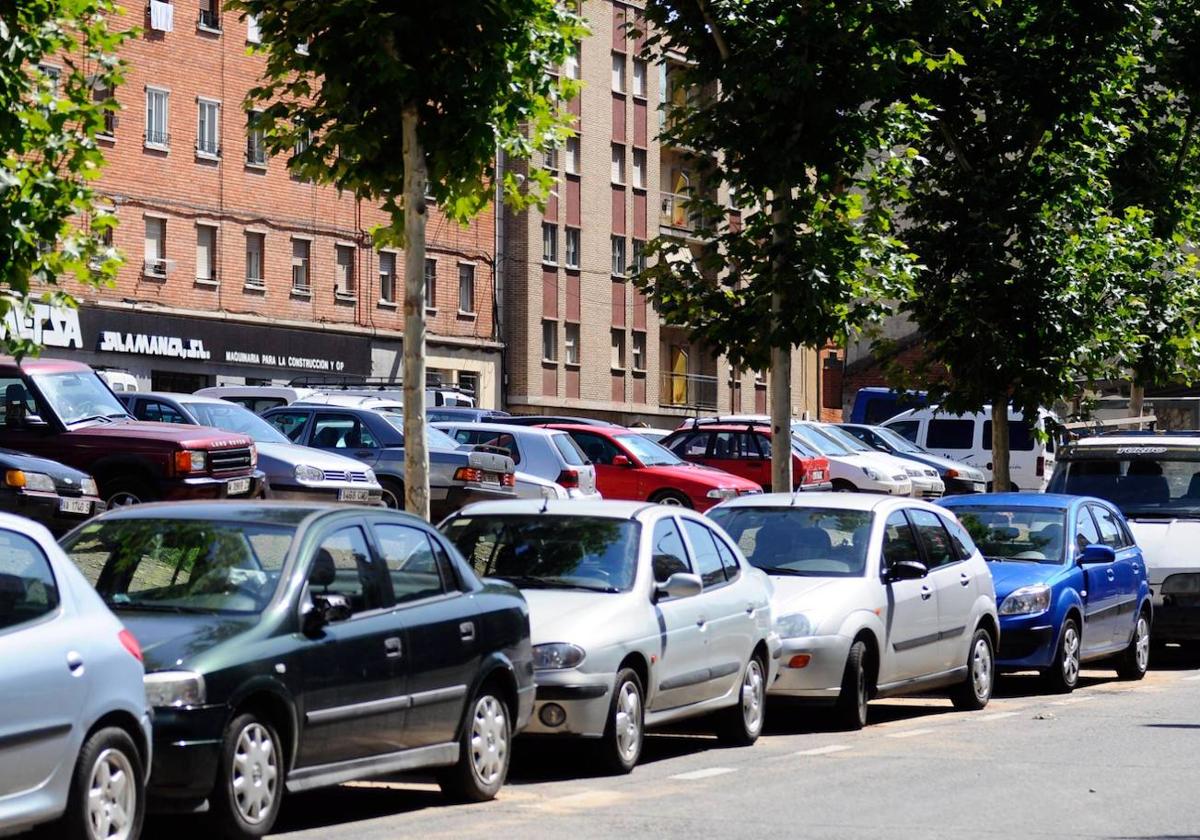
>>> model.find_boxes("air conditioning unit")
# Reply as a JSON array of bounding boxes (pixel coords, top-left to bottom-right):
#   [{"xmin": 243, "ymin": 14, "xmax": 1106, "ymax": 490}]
[{"xmin": 143, "ymin": 258, "xmax": 176, "ymax": 277}]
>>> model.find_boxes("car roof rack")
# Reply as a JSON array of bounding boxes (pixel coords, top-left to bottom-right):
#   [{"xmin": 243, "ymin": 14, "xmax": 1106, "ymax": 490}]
[
  {"xmin": 683, "ymin": 416, "xmax": 770, "ymax": 430},
  {"xmin": 288, "ymin": 373, "xmax": 475, "ymax": 397}
]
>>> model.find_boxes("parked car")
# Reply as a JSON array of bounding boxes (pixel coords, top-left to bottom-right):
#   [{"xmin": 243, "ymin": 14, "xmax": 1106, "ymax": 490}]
[
  {"xmin": 848, "ymin": 387, "xmax": 928, "ymax": 425},
  {"xmin": 512, "ymin": 470, "xmax": 570, "ymax": 500},
  {"xmin": 941, "ymin": 493, "xmax": 1152, "ymax": 692},
  {"xmin": 838, "ymin": 422, "xmax": 987, "ymax": 495},
  {"xmin": 498, "ymin": 415, "xmax": 623, "ymax": 428},
  {"xmin": 428, "ymin": 407, "xmax": 512, "ymax": 424},
  {"xmin": 96, "ymin": 369, "xmax": 139, "ymax": 393},
  {"xmin": 194, "ymin": 385, "xmax": 319, "ymax": 414},
  {"xmin": 789, "ymin": 420, "xmax": 913, "ymax": 495},
  {"xmin": 440, "ymin": 499, "xmax": 780, "ymax": 773},
  {"xmin": 659, "ymin": 420, "xmax": 832, "ymax": 492},
  {"xmin": 262, "ymin": 403, "xmax": 515, "ymax": 517},
  {"xmin": 818, "ymin": 422, "xmax": 944, "ymax": 498},
  {"xmin": 547, "ymin": 424, "xmax": 761, "ymax": 511},
  {"xmin": 433, "ymin": 422, "xmax": 600, "ymax": 500},
  {"xmin": 61, "ymin": 502, "xmax": 535, "ymax": 839},
  {"xmin": 0, "ymin": 448, "xmax": 103, "ymax": 535},
  {"xmin": 115, "ymin": 392, "xmax": 384, "ymax": 506},
  {"xmin": 627, "ymin": 426, "xmax": 675, "ymax": 444},
  {"xmin": 0, "ymin": 358, "xmax": 263, "ymax": 508},
  {"xmin": 707, "ymin": 493, "xmax": 999, "ymax": 729},
  {"xmin": 0, "ymin": 513, "xmax": 150, "ymax": 839},
  {"xmin": 884, "ymin": 405, "xmax": 1057, "ymax": 491},
  {"xmin": 297, "ymin": 393, "xmax": 405, "ymax": 413},
  {"xmin": 1047, "ymin": 433, "xmax": 1199, "ymax": 644}
]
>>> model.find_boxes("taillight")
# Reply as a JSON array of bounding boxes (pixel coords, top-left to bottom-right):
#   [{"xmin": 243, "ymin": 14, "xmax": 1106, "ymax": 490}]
[
  {"xmin": 118, "ymin": 629, "xmax": 143, "ymax": 662},
  {"xmin": 1036, "ymin": 456, "xmax": 1045, "ymax": 477},
  {"xmin": 501, "ymin": 472, "xmax": 515, "ymax": 487},
  {"xmin": 454, "ymin": 467, "xmax": 484, "ymax": 483},
  {"xmin": 556, "ymin": 469, "xmax": 580, "ymax": 489}
]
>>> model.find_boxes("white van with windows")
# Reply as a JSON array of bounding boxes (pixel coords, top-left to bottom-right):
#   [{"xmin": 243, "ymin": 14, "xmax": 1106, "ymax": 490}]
[{"xmin": 883, "ymin": 406, "xmax": 1057, "ymax": 492}]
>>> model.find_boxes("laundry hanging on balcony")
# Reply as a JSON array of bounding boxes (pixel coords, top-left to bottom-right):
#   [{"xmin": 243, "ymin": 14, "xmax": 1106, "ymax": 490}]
[{"xmin": 149, "ymin": 0, "xmax": 174, "ymax": 32}]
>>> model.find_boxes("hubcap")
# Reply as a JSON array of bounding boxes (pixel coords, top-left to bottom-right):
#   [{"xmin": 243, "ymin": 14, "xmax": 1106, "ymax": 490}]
[
  {"xmin": 742, "ymin": 659, "xmax": 765, "ymax": 735},
  {"xmin": 87, "ymin": 748, "xmax": 136, "ymax": 840},
  {"xmin": 231, "ymin": 723, "xmax": 277, "ymax": 825},
  {"xmin": 614, "ymin": 681, "xmax": 642, "ymax": 763},
  {"xmin": 107, "ymin": 492, "xmax": 141, "ymax": 508},
  {"xmin": 1134, "ymin": 616, "xmax": 1150, "ymax": 672},
  {"xmin": 1062, "ymin": 625, "xmax": 1080, "ymax": 685},
  {"xmin": 659, "ymin": 495, "xmax": 683, "ymax": 506},
  {"xmin": 381, "ymin": 488, "xmax": 401, "ymax": 509},
  {"xmin": 971, "ymin": 638, "xmax": 992, "ymax": 701},
  {"xmin": 469, "ymin": 695, "xmax": 508, "ymax": 786}
]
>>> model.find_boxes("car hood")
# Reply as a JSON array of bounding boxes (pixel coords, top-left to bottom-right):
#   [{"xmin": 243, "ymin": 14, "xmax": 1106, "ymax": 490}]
[
  {"xmin": 853, "ymin": 451, "xmax": 913, "ymax": 478},
  {"xmin": 64, "ymin": 419, "xmax": 251, "ymax": 450},
  {"xmin": 640, "ymin": 462, "xmax": 760, "ymax": 489},
  {"xmin": 0, "ymin": 447, "xmax": 91, "ymax": 480},
  {"xmin": 1127, "ymin": 518, "xmax": 1200, "ymax": 580},
  {"xmin": 117, "ymin": 611, "xmax": 258, "ymax": 672},
  {"xmin": 985, "ymin": 561, "xmax": 1065, "ymax": 600},
  {"xmin": 901, "ymin": 452, "xmax": 984, "ymax": 480},
  {"xmin": 769, "ymin": 576, "xmax": 857, "ymax": 615},
  {"xmin": 256, "ymin": 441, "xmax": 373, "ymax": 472},
  {"xmin": 518, "ymin": 588, "xmax": 634, "ymax": 645}
]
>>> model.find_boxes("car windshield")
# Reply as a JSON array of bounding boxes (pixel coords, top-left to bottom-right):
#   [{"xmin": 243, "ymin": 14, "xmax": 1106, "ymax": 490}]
[
  {"xmin": 380, "ymin": 413, "xmax": 461, "ymax": 449},
  {"xmin": 1052, "ymin": 451, "xmax": 1200, "ymax": 519},
  {"xmin": 616, "ymin": 433, "xmax": 683, "ymax": 466},
  {"xmin": 817, "ymin": 424, "xmax": 874, "ymax": 453},
  {"xmin": 791, "ymin": 423, "xmax": 850, "ymax": 456},
  {"xmin": 187, "ymin": 401, "xmax": 290, "ymax": 444},
  {"xmin": 871, "ymin": 426, "xmax": 928, "ymax": 455},
  {"xmin": 949, "ymin": 507, "xmax": 1066, "ymax": 564},
  {"xmin": 31, "ymin": 371, "xmax": 128, "ymax": 425},
  {"xmin": 62, "ymin": 519, "xmax": 295, "ymax": 614},
  {"xmin": 442, "ymin": 515, "xmax": 639, "ymax": 593},
  {"xmin": 708, "ymin": 507, "xmax": 872, "ymax": 577}
]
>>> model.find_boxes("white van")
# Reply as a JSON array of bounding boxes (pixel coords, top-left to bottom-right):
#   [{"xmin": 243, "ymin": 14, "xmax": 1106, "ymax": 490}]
[
  {"xmin": 883, "ymin": 405, "xmax": 1057, "ymax": 491},
  {"xmin": 97, "ymin": 370, "xmax": 139, "ymax": 393}
]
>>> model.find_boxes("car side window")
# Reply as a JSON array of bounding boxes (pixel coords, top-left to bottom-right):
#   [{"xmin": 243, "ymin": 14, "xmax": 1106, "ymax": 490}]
[
  {"xmin": 888, "ymin": 421, "xmax": 920, "ymax": 443},
  {"xmin": 682, "ymin": 519, "xmax": 727, "ymax": 588},
  {"xmin": 312, "ymin": 413, "xmax": 379, "ymax": 450},
  {"xmin": 941, "ymin": 514, "xmax": 978, "ymax": 560},
  {"xmin": 710, "ymin": 528, "xmax": 742, "ymax": 581},
  {"xmin": 374, "ymin": 524, "xmax": 446, "ymax": 604},
  {"xmin": 671, "ymin": 432, "xmax": 710, "ymax": 457},
  {"xmin": 0, "ymin": 531, "xmax": 59, "ymax": 632},
  {"xmin": 882, "ymin": 511, "xmax": 922, "ymax": 569},
  {"xmin": 138, "ymin": 399, "xmax": 186, "ymax": 424},
  {"xmin": 651, "ymin": 518, "xmax": 691, "ymax": 584},
  {"xmin": 452, "ymin": 429, "xmax": 475, "ymax": 445},
  {"xmin": 1075, "ymin": 508, "xmax": 1102, "ymax": 553},
  {"xmin": 267, "ymin": 410, "xmax": 311, "ymax": 443},
  {"xmin": 755, "ymin": 433, "xmax": 772, "ymax": 458},
  {"xmin": 908, "ymin": 509, "xmax": 958, "ymax": 569},
  {"xmin": 1091, "ymin": 505, "xmax": 1126, "ymax": 549},
  {"xmin": 572, "ymin": 432, "xmax": 622, "ymax": 466},
  {"xmin": 308, "ymin": 526, "xmax": 385, "ymax": 615}
]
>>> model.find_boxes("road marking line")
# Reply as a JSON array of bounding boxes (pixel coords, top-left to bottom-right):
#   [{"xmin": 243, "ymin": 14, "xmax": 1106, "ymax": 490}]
[
  {"xmin": 1052, "ymin": 695, "xmax": 1095, "ymax": 705},
  {"xmin": 886, "ymin": 728, "xmax": 934, "ymax": 739},
  {"xmin": 793, "ymin": 745, "xmax": 852, "ymax": 757},
  {"xmin": 670, "ymin": 767, "xmax": 737, "ymax": 781},
  {"xmin": 976, "ymin": 711, "xmax": 1020, "ymax": 721}
]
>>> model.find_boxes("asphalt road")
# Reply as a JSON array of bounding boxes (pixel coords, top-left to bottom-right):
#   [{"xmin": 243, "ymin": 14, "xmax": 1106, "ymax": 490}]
[{"xmin": 145, "ymin": 645, "xmax": 1200, "ymax": 840}]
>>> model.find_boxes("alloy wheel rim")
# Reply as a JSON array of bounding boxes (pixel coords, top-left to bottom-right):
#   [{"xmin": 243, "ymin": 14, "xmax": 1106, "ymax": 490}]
[
  {"xmin": 470, "ymin": 695, "xmax": 508, "ymax": 786},
  {"xmin": 971, "ymin": 638, "xmax": 992, "ymax": 700},
  {"xmin": 1062, "ymin": 626, "xmax": 1080, "ymax": 685},
  {"xmin": 107, "ymin": 492, "xmax": 141, "ymax": 508},
  {"xmin": 614, "ymin": 681, "xmax": 642, "ymax": 762},
  {"xmin": 231, "ymin": 723, "xmax": 278, "ymax": 825},
  {"xmin": 659, "ymin": 495, "xmax": 683, "ymax": 506},
  {"xmin": 742, "ymin": 660, "xmax": 765, "ymax": 735},
  {"xmin": 381, "ymin": 488, "xmax": 401, "ymax": 509},
  {"xmin": 1135, "ymin": 617, "xmax": 1150, "ymax": 671},
  {"xmin": 87, "ymin": 747, "xmax": 137, "ymax": 840}
]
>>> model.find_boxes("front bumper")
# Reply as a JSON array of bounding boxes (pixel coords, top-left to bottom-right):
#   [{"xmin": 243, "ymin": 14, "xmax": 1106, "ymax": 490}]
[
  {"xmin": 768, "ymin": 634, "xmax": 852, "ymax": 698},
  {"xmin": 267, "ymin": 483, "xmax": 384, "ymax": 505},
  {"xmin": 161, "ymin": 471, "xmax": 267, "ymax": 502},
  {"xmin": 799, "ymin": 480, "xmax": 835, "ymax": 492},
  {"xmin": 3, "ymin": 490, "xmax": 104, "ymax": 535},
  {"xmin": 996, "ymin": 612, "xmax": 1056, "ymax": 669},
  {"xmin": 943, "ymin": 478, "xmax": 986, "ymax": 495},
  {"xmin": 146, "ymin": 703, "xmax": 228, "ymax": 804},
  {"xmin": 908, "ymin": 477, "xmax": 945, "ymax": 498},
  {"xmin": 522, "ymin": 670, "xmax": 613, "ymax": 738}
]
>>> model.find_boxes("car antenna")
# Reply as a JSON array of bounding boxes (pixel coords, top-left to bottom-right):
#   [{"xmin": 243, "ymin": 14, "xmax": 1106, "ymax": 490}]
[{"xmin": 540, "ymin": 492, "xmax": 550, "ymax": 514}]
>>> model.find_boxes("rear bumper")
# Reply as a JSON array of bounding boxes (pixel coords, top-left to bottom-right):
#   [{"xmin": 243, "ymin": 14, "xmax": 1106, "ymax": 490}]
[{"xmin": 1151, "ymin": 596, "xmax": 1200, "ymax": 641}]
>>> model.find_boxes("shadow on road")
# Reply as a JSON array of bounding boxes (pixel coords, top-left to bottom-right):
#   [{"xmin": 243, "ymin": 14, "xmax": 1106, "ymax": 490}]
[
  {"xmin": 1149, "ymin": 643, "xmax": 1200, "ymax": 671},
  {"xmin": 508, "ymin": 729, "xmax": 718, "ymax": 783}
]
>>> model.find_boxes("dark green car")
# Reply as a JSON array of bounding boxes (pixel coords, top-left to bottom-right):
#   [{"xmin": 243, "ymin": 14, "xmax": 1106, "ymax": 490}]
[{"xmin": 60, "ymin": 502, "xmax": 534, "ymax": 840}]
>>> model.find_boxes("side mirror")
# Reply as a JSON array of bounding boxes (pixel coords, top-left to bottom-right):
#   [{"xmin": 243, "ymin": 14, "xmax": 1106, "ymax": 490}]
[
  {"xmin": 887, "ymin": 559, "xmax": 928, "ymax": 582},
  {"xmin": 656, "ymin": 572, "xmax": 703, "ymax": 600},
  {"xmin": 612, "ymin": 455, "xmax": 632, "ymax": 467},
  {"xmin": 302, "ymin": 592, "xmax": 352, "ymax": 635},
  {"xmin": 1078, "ymin": 543, "xmax": 1116, "ymax": 565}
]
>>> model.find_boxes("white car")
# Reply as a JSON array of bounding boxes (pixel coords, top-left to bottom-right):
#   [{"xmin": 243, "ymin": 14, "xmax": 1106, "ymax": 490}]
[
  {"xmin": 791, "ymin": 421, "xmax": 913, "ymax": 495},
  {"xmin": 440, "ymin": 500, "xmax": 781, "ymax": 773},
  {"xmin": 708, "ymin": 493, "xmax": 999, "ymax": 729},
  {"xmin": 0, "ymin": 513, "xmax": 151, "ymax": 839},
  {"xmin": 817, "ymin": 423, "xmax": 944, "ymax": 498}
]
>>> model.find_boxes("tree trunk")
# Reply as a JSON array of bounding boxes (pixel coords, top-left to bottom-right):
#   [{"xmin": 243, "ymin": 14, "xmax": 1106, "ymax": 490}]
[
  {"xmin": 401, "ymin": 106, "xmax": 430, "ymax": 520},
  {"xmin": 990, "ymin": 401, "xmax": 1010, "ymax": 493},
  {"xmin": 1130, "ymin": 381, "xmax": 1145, "ymax": 426},
  {"xmin": 769, "ymin": 190, "xmax": 792, "ymax": 493}
]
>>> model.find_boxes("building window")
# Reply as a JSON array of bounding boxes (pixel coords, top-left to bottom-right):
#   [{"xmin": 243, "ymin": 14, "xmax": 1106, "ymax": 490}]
[
  {"xmin": 246, "ymin": 111, "xmax": 266, "ymax": 166},
  {"xmin": 145, "ymin": 87, "xmax": 169, "ymax": 149},
  {"xmin": 93, "ymin": 81, "xmax": 116, "ymax": 136},
  {"xmin": 565, "ymin": 137, "xmax": 581, "ymax": 175},
  {"xmin": 291, "ymin": 238, "xmax": 310, "ymax": 293},
  {"xmin": 632, "ymin": 148, "xmax": 646, "ymax": 189},
  {"xmin": 379, "ymin": 251, "xmax": 396, "ymax": 303},
  {"xmin": 633, "ymin": 59, "xmax": 647, "ymax": 98},
  {"xmin": 632, "ymin": 239, "xmax": 646, "ymax": 276},
  {"xmin": 542, "ymin": 223, "xmax": 558, "ymax": 265},
  {"xmin": 335, "ymin": 244, "xmax": 356, "ymax": 296},
  {"xmin": 565, "ymin": 228, "xmax": 580, "ymax": 269},
  {"xmin": 458, "ymin": 371, "xmax": 479, "ymax": 398},
  {"xmin": 542, "ymin": 320, "xmax": 558, "ymax": 362},
  {"xmin": 144, "ymin": 217, "xmax": 166, "ymax": 276},
  {"xmin": 424, "ymin": 258, "xmax": 437, "ymax": 308},
  {"xmin": 632, "ymin": 331, "xmax": 646, "ymax": 371},
  {"xmin": 458, "ymin": 263, "xmax": 475, "ymax": 313},
  {"xmin": 611, "ymin": 329, "xmax": 626, "ymax": 370},
  {"xmin": 543, "ymin": 146, "xmax": 559, "ymax": 172},
  {"xmin": 611, "ymin": 53, "xmax": 626, "ymax": 93},
  {"xmin": 198, "ymin": 0, "xmax": 219, "ymax": 30},
  {"xmin": 611, "ymin": 144, "xmax": 625, "ymax": 184},
  {"xmin": 611, "ymin": 236, "xmax": 626, "ymax": 277},
  {"xmin": 245, "ymin": 12, "xmax": 261, "ymax": 42},
  {"xmin": 196, "ymin": 99, "xmax": 220, "ymax": 157},
  {"xmin": 565, "ymin": 322, "xmax": 580, "ymax": 365},
  {"xmin": 195, "ymin": 224, "xmax": 217, "ymax": 283},
  {"xmin": 245, "ymin": 232, "xmax": 264, "ymax": 287},
  {"xmin": 564, "ymin": 48, "xmax": 580, "ymax": 80}
]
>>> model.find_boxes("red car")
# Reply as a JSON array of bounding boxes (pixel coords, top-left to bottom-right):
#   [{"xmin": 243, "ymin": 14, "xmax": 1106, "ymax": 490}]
[
  {"xmin": 546, "ymin": 424, "xmax": 762, "ymax": 510},
  {"xmin": 659, "ymin": 422, "xmax": 833, "ymax": 492}
]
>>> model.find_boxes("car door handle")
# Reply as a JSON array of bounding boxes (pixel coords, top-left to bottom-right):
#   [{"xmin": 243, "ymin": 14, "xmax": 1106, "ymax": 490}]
[
  {"xmin": 384, "ymin": 637, "xmax": 403, "ymax": 658},
  {"xmin": 355, "ymin": 450, "xmax": 374, "ymax": 459},
  {"xmin": 66, "ymin": 650, "xmax": 84, "ymax": 675},
  {"xmin": 745, "ymin": 603, "xmax": 755, "ymax": 615},
  {"xmin": 959, "ymin": 573, "xmax": 971, "ymax": 587},
  {"xmin": 920, "ymin": 585, "xmax": 933, "ymax": 601},
  {"xmin": 459, "ymin": 621, "xmax": 476, "ymax": 642},
  {"xmin": 1107, "ymin": 569, "xmax": 1115, "ymax": 581},
  {"xmin": 697, "ymin": 616, "xmax": 707, "ymax": 627}
]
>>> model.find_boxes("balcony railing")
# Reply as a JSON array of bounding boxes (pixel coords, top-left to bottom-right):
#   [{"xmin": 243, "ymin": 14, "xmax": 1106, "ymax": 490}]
[
  {"xmin": 660, "ymin": 192, "xmax": 716, "ymax": 235},
  {"xmin": 660, "ymin": 371, "xmax": 719, "ymax": 411}
]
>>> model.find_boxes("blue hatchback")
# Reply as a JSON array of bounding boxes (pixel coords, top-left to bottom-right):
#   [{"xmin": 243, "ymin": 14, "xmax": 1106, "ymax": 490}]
[{"xmin": 940, "ymin": 493, "xmax": 1152, "ymax": 692}]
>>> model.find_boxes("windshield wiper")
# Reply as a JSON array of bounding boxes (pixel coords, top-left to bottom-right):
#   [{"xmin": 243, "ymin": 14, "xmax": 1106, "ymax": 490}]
[
  {"xmin": 983, "ymin": 556, "xmax": 1006, "ymax": 563},
  {"xmin": 68, "ymin": 414, "xmax": 114, "ymax": 426},
  {"xmin": 756, "ymin": 566, "xmax": 816, "ymax": 576},
  {"xmin": 106, "ymin": 601, "xmax": 198, "ymax": 614},
  {"xmin": 495, "ymin": 574, "xmax": 620, "ymax": 592}
]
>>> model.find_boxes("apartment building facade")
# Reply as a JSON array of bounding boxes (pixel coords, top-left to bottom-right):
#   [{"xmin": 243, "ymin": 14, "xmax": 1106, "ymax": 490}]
[{"xmin": 502, "ymin": 0, "xmax": 820, "ymax": 424}]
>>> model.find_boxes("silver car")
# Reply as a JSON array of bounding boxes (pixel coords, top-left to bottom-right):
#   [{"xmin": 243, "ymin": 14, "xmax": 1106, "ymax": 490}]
[
  {"xmin": 0, "ymin": 513, "xmax": 150, "ymax": 839},
  {"xmin": 440, "ymin": 499, "xmax": 780, "ymax": 774},
  {"xmin": 708, "ymin": 493, "xmax": 999, "ymax": 730},
  {"xmin": 434, "ymin": 422, "xmax": 600, "ymax": 499}
]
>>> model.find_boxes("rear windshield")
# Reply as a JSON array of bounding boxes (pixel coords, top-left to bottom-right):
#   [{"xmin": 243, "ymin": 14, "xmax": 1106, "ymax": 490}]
[
  {"xmin": 552, "ymin": 433, "xmax": 587, "ymax": 466},
  {"xmin": 707, "ymin": 507, "xmax": 872, "ymax": 577},
  {"xmin": 1050, "ymin": 448, "xmax": 1200, "ymax": 519}
]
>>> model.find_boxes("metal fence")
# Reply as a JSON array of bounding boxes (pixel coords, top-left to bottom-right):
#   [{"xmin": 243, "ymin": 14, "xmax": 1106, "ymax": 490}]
[{"xmin": 660, "ymin": 371, "xmax": 719, "ymax": 410}]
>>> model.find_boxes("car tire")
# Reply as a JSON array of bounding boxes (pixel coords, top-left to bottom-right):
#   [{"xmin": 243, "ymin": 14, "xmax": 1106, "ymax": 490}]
[
  {"xmin": 596, "ymin": 668, "xmax": 644, "ymax": 774},
  {"xmin": 950, "ymin": 627, "xmax": 994, "ymax": 711},
  {"xmin": 650, "ymin": 490, "xmax": 692, "ymax": 508},
  {"xmin": 103, "ymin": 477, "xmax": 158, "ymax": 508},
  {"xmin": 379, "ymin": 478, "xmax": 404, "ymax": 510},
  {"xmin": 438, "ymin": 685, "xmax": 511, "ymax": 802},
  {"xmin": 57, "ymin": 726, "xmax": 145, "ymax": 840},
  {"xmin": 1115, "ymin": 609, "xmax": 1151, "ymax": 680},
  {"xmin": 210, "ymin": 713, "xmax": 284, "ymax": 840},
  {"xmin": 1041, "ymin": 618, "xmax": 1081, "ymax": 694},
  {"xmin": 715, "ymin": 653, "xmax": 767, "ymax": 746},
  {"xmin": 832, "ymin": 641, "xmax": 870, "ymax": 730}
]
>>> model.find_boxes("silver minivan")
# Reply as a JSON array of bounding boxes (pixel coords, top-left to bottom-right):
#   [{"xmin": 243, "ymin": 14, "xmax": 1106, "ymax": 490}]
[{"xmin": 434, "ymin": 422, "xmax": 601, "ymax": 499}]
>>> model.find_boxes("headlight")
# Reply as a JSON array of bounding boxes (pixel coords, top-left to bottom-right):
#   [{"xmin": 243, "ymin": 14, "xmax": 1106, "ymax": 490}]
[
  {"xmin": 364, "ymin": 468, "xmax": 378, "ymax": 485},
  {"xmin": 532, "ymin": 643, "xmax": 586, "ymax": 670},
  {"xmin": 706, "ymin": 488, "xmax": 738, "ymax": 500},
  {"xmin": 294, "ymin": 464, "xmax": 325, "ymax": 483},
  {"xmin": 81, "ymin": 477, "xmax": 99, "ymax": 496},
  {"xmin": 999, "ymin": 584, "xmax": 1051, "ymax": 616},
  {"xmin": 144, "ymin": 671, "xmax": 206, "ymax": 708},
  {"xmin": 905, "ymin": 467, "xmax": 922, "ymax": 478},
  {"xmin": 925, "ymin": 469, "xmax": 938, "ymax": 477},
  {"xmin": 174, "ymin": 450, "xmax": 206, "ymax": 474},
  {"xmin": 249, "ymin": 443, "xmax": 258, "ymax": 468},
  {"xmin": 776, "ymin": 613, "xmax": 816, "ymax": 639},
  {"xmin": 5, "ymin": 471, "xmax": 57, "ymax": 492},
  {"xmin": 862, "ymin": 467, "xmax": 881, "ymax": 481}
]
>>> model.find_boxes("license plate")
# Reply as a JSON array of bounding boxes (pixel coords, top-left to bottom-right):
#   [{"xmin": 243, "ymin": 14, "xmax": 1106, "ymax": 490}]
[
  {"xmin": 59, "ymin": 498, "xmax": 91, "ymax": 515},
  {"xmin": 227, "ymin": 477, "xmax": 251, "ymax": 496},
  {"xmin": 811, "ymin": 470, "xmax": 824, "ymax": 481},
  {"xmin": 338, "ymin": 488, "xmax": 372, "ymax": 502},
  {"xmin": 482, "ymin": 472, "xmax": 501, "ymax": 485}
]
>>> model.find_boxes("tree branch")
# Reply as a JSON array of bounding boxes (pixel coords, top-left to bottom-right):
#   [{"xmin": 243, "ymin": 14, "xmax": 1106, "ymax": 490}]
[
  {"xmin": 694, "ymin": 0, "xmax": 730, "ymax": 62},
  {"xmin": 937, "ymin": 121, "xmax": 973, "ymax": 173}
]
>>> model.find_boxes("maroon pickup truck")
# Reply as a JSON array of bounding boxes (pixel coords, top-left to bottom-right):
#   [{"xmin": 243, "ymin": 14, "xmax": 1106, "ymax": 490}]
[{"xmin": 0, "ymin": 358, "xmax": 264, "ymax": 507}]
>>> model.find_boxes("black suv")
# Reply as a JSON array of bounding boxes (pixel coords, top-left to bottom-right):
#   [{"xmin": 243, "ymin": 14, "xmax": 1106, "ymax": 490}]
[{"xmin": 61, "ymin": 502, "xmax": 534, "ymax": 839}]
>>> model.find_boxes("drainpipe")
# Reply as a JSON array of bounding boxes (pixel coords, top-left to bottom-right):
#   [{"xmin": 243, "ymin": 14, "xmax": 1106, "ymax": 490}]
[{"xmin": 494, "ymin": 146, "xmax": 506, "ymax": 410}]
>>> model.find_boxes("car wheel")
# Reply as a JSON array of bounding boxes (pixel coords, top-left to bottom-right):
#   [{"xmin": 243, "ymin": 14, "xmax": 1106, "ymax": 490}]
[
  {"xmin": 210, "ymin": 714, "xmax": 283, "ymax": 839},
  {"xmin": 1116, "ymin": 609, "xmax": 1151, "ymax": 680},
  {"xmin": 950, "ymin": 628, "xmax": 994, "ymax": 711},
  {"xmin": 715, "ymin": 654, "xmax": 766, "ymax": 746},
  {"xmin": 103, "ymin": 478, "xmax": 157, "ymax": 508},
  {"xmin": 57, "ymin": 727, "xmax": 145, "ymax": 840},
  {"xmin": 596, "ymin": 668, "xmax": 644, "ymax": 774},
  {"xmin": 439, "ymin": 685, "xmax": 511, "ymax": 802},
  {"xmin": 1041, "ymin": 618, "xmax": 1081, "ymax": 694},
  {"xmin": 832, "ymin": 641, "xmax": 870, "ymax": 730},
  {"xmin": 650, "ymin": 490, "xmax": 692, "ymax": 508},
  {"xmin": 379, "ymin": 479, "xmax": 404, "ymax": 510}
]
